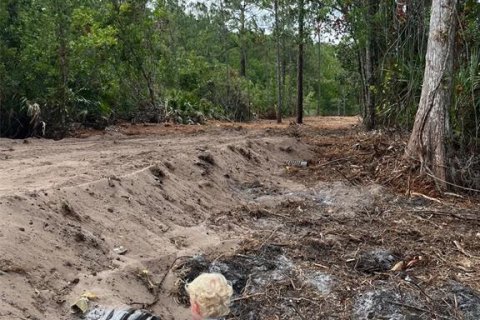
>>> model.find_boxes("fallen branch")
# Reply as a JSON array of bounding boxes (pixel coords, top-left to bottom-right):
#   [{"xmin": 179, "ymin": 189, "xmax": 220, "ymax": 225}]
[{"xmin": 410, "ymin": 192, "xmax": 442, "ymax": 204}]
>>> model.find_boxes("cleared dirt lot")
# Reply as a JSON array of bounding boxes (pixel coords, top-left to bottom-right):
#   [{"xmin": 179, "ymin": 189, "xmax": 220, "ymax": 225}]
[{"xmin": 1, "ymin": 117, "xmax": 479, "ymax": 320}]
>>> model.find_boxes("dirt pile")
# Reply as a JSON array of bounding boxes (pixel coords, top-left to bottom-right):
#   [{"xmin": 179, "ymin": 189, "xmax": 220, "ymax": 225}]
[{"xmin": 0, "ymin": 125, "xmax": 314, "ymax": 319}]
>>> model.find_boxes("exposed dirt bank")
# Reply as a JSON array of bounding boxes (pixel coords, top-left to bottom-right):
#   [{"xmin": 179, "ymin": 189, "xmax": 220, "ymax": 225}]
[{"xmin": 1, "ymin": 117, "xmax": 479, "ymax": 320}]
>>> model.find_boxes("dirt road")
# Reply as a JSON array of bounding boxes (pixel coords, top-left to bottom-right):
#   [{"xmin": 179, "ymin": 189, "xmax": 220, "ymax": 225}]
[{"xmin": 1, "ymin": 117, "xmax": 479, "ymax": 320}]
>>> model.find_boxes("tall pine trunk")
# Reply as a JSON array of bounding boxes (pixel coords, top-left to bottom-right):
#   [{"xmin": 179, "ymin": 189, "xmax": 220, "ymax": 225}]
[
  {"xmin": 406, "ymin": 0, "xmax": 457, "ymax": 189},
  {"xmin": 296, "ymin": 0, "xmax": 304, "ymax": 124},
  {"xmin": 274, "ymin": 0, "xmax": 282, "ymax": 123},
  {"xmin": 281, "ymin": 36, "xmax": 287, "ymax": 114},
  {"xmin": 316, "ymin": 23, "xmax": 321, "ymax": 116},
  {"xmin": 239, "ymin": 1, "xmax": 246, "ymax": 77},
  {"xmin": 363, "ymin": 38, "xmax": 375, "ymax": 129}
]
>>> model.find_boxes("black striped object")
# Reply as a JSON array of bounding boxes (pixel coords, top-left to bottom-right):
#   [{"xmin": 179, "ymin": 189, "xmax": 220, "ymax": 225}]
[
  {"xmin": 85, "ymin": 307, "xmax": 161, "ymax": 320},
  {"xmin": 284, "ymin": 160, "xmax": 308, "ymax": 167}
]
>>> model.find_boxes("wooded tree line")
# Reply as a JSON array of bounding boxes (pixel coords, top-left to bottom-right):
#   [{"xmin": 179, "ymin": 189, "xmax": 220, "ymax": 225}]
[
  {"xmin": 0, "ymin": 0, "xmax": 479, "ymax": 188},
  {"xmin": 0, "ymin": 0, "xmax": 356, "ymax": 138},
  {"xmin": 335, "ymin": 0, "xmax": 479, "ymax": 190}
]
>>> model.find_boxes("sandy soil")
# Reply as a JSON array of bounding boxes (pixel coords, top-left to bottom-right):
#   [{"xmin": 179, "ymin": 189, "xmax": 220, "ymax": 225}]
[{"xmin": 1, "ymin": 116, "xmax": 479, "ymax": 320}]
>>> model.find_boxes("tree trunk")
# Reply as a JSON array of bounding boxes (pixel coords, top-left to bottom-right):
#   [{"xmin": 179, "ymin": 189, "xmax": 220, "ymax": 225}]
[
  {"xmin": 316, "ymin": 23, "xmax": 321, "ymax": 116},
  {"xmin": 296, "ymin": 0, "xmax": 304, "ymax": 124},
  {"xmin": 363, "ymin": 39, "xmax": 375, "ymax": 129},
  {"xmin": 357, "ymin": 48, "xmax": 367, "ymax": 120},
  {"xmin": 239, "ymin": 1, "xmax": 246, "ymax": 77},
  {"xmin": 274, "ymin": 0, "xmax": 282, "ymax": 123},
  {"xmin": 140, "ymin": 68, "xmax": 156, "ymax": 107},
  {"xmin": 406, "ymin": 0, "xmax": 457, "ymax": 190},
  {"xmin": 362, "ymin": 0, "xmax": 378, "ymax": 130},
  {"xmin": 281, "ymin": 36, "xmax": 287, "ymax": 113}
]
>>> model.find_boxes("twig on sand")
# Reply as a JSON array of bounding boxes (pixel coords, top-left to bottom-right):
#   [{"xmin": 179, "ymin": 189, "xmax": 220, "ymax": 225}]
[
  {"xmin": 444, "ymin": 192, "xmax": 464, "ymax": 198},
  {"xmin": 313, "ymin": 263, "xmax": 329, "ymax": 269},
  {"xmin": 410, "ymin": 192, "xmax": 442, "ymax": 204}
]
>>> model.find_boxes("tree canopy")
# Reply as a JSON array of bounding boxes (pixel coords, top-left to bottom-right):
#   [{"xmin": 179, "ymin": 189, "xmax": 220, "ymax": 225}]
[
  {"xmin": 0, "ymin": 0, "xmax": 356, "ymax": 138},
  {"xmin": 1, "ymin": 0, "xmax": 479, "ymax": 166}
]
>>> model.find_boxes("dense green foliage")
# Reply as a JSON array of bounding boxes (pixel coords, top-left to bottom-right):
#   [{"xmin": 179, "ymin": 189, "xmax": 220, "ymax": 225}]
[
  {"xmin": 1, "ymin": 0, "xmax": 479, "ymax": 152},
  {"xmin": 334, "ymin": 0, "xmax": 480, "ymax": 151},
  {"xmin": 0, "ymin": 0, "xmax": 353, "ymax": 138}
]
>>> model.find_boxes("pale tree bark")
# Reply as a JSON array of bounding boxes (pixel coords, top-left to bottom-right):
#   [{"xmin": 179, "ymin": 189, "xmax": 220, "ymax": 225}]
[{"xmin": 406, "ymin": 0, "xmax": 457, "ymax": 189}]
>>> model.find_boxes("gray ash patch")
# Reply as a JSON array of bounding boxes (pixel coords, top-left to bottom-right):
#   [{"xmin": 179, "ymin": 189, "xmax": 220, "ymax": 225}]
[
  {"xmin": 239, "ymin": 180, "xmax": 281, "ymax": 200},
  {"xmin": 174, "ymin": 245, "xmax": 294, "ymax": 319},
  {"xmin": 303, "ymin": 271, "xmax": 335, "ymax": 295},
  {"xmin": 436, "ymin": 281, "xmax": 480, "ymax": 320},
  {"xmin": 353, "ymin": 249, "xmax": 400, "ymax": 273},
  {"xmin": 353, "ymin": 281, "xmax": 480, "ymax": 320},
  {"xmin": 353, "ymin": 286, "xmax": 426, "ymax": 320}
]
